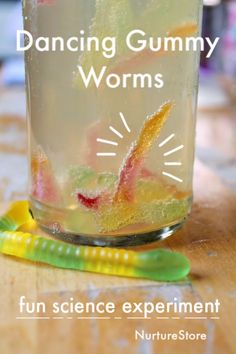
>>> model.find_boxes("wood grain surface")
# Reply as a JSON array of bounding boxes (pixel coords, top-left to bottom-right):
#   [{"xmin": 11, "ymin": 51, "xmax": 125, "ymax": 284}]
[{"xmin": 0, "ymin": 87, "xmax": 235, "ymax": 354}]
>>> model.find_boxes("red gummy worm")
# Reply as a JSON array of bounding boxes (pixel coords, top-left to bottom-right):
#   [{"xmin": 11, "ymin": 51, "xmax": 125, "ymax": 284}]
[{"xmin": 77, "ymin": 193, "xmax": 101, "ymax": 210}]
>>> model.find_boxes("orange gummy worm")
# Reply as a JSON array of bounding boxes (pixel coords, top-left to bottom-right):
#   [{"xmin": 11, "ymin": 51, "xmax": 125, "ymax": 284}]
[
  {"xmin": 111, "ymin": 22, "xmax": 198, "ymax": 75},
  {"xmin": 113, "ymin": 102, "xmax": 173, "ymax": 203}
]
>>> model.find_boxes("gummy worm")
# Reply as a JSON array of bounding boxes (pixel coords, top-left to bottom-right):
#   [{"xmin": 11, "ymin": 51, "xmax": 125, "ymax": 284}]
[
  {"xmin": 110, "ymin": 23, "xmax": 198, "ymax": 75},
  {"xmin": 0, "ymin": 201, "xmax": 190, "ymax": 282},
  {"xmin": 114, "ymin": 102, "xmax": 173, "ymax": 202},
  {"xmin": 77, "ymin": 102, "xmax": 173, "ymax": 208},
  {"xmin": 38, "ymin": 0, "xmax": 55, "ymax": 5}
]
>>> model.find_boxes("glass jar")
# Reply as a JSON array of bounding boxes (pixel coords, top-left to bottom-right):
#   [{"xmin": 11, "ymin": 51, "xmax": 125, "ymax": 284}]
[{"xmin": 23, "ymin": 0, "xmax": 203, "ymax": 246}]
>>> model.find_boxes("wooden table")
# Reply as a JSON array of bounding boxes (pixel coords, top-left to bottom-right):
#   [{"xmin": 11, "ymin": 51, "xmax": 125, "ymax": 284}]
[{"xmin": 0, "ymin": 87, "xmax": 236, "ymax": 354}]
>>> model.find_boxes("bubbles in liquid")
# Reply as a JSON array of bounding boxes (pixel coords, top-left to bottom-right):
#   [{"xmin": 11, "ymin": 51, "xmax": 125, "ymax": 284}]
[
  {"xmin": 51, "ymin": 222, "xmax": 62, "ymax": 234},
  {"xmin": 27, "ymin": 0, "xmax": 199, "ymax": 236}
]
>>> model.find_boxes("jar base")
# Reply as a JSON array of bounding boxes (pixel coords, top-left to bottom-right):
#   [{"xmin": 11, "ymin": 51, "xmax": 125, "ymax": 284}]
[
  {"xmin": 30, "ymin": 197, "xmax": 189, "ymax": 247},
  {"xmin": 40, "ymin": 220, "xmax": 185, "ymax": 247}
]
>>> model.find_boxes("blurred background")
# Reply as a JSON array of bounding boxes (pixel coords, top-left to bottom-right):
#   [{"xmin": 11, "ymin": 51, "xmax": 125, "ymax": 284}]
[{"xmin": 0, "ymin": 0, "xmax": 235, "ymax": 202}]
